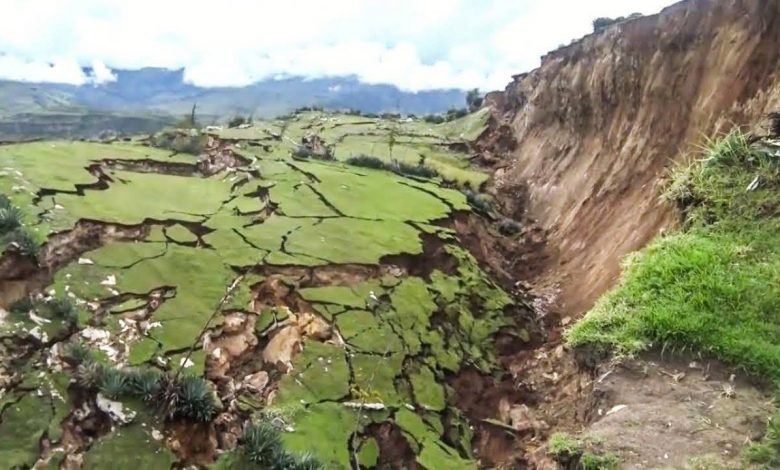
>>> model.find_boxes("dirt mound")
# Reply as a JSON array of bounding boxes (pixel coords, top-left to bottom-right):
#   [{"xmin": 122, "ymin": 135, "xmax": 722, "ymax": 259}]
[{"xmin": 479, "ymin": 0, "xmax": 780, "ymax": 316}]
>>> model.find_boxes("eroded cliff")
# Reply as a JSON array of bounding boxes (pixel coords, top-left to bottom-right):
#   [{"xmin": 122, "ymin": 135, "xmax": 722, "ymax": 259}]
[{"xmin": 480, "ymin": 0, "xmax": 780, "ymax": 316}]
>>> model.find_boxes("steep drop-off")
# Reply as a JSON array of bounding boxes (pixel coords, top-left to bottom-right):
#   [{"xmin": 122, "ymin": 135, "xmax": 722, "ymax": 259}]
[{"xmin": 480, "ymin": 0, "xmax": 780, "ymax": 316}]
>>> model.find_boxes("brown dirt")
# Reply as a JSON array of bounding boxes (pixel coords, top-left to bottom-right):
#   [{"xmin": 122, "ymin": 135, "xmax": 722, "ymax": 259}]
[
  {"xmin": 478, "ymin": 0, "xmax": 780, "ymax": 318},
  {"xmin": 564, "ymin": 353, "xmax": 773, "ymax": 469}
]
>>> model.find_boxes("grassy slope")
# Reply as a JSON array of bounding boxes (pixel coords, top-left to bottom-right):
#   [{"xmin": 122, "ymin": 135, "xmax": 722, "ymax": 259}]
[
  {"xmin": 567, "ymin": 130, "xmax": 780, "ymax": 465},
  {"xmin": 0, "ymin": 109, "xmax": 511, "ymax": 468}
]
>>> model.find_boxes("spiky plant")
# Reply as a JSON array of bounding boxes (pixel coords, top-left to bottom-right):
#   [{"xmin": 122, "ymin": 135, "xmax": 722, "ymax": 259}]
[
  {"xmin": 0, "ymin": 194, "xmax": 11, "ymax": 210},
  {"xmin": 0, "ymin": 206, "xmax": 23, "ymax": 236},
  {"xmin": 240, "ymin": 422, "xmax": 285, "ymax": 466},
  {"xmin": 129, "ymin": 368, "xmax": 163, "ymax": 402},
  {"xmin": 4, "ymin": 229, "xmax": 39, "ymax": 258},
  {"xmin": 48, "ymin": 297, "xmax": 78, "ymax": 324},
  {"xmin": 62, "ymin": 340, "xmax": 93, "ymax": 365},
  {"xmin": 76, "ymin": 361, "xmax": 104, "ymax": 389},
  {"xmin": 170, "ymin": 376, "xmax": 217, "ymax": 422},
  {"xmin": 99, "ymin": 368, "xmax": 130, "ymax": 399}
]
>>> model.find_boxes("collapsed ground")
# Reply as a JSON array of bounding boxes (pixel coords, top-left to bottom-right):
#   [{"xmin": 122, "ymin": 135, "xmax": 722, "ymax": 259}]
[{"xmin": 0, "ymin": 110, "xmax": 545, "ymax": 468}]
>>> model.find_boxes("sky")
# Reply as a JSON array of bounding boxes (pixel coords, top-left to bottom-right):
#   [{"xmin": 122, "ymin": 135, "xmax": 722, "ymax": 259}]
[{"xmin": 0, "ymin": 0, "xmax": 676, "ymax": 91}]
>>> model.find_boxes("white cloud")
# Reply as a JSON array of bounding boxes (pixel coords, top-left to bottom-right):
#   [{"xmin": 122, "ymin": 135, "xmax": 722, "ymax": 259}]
[
  {"xmin": 0, "ymin": 0, "xmax": 677, "ymax": 91},
  {"xmin": 89, "ymin": 60, "xmax": 117, "ymax": 84}
]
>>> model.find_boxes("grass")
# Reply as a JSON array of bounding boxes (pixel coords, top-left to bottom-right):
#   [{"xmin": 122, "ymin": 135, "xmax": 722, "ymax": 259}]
[
  {"xmin": 0, "ymin": 109, "xmax": 517, "ymax": 467},
  {"xmin": 567, "ymin": 129, "xmax": 780, "ymax": 462},
  {"xmin": 567, "ymin": 129, "xmax": 780, "ymax": 377}
]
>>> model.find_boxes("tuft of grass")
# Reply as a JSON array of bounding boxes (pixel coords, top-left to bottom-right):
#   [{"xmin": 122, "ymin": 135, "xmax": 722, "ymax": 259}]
[
  {"xmin": 581, "ymin": 451, "xmax": 620, "ymax": 469},
  {"xmin": 62, "ymin": 340, "xmax": 93, "ymax": 365},
  {"xmin": 99, "ymin": 368, "xmax": 131, "ymax": 399},
  {"xmin": 548, "ymin": 432, "xmax": 584, "ymax": 457},
  {"xmin": 742, "ymin": 406, "xmax": 780, "ymax": 467},
  {"xmin": 46, "ymin": 297, "xmax": 78, "ymax": 325}
]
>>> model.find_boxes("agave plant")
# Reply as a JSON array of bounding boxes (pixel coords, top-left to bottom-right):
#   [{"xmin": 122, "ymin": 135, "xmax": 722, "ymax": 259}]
[
  {"xmin": 171, "ymin": 376, "xmax": 217, "ymax": 422},
  {"xmin": 62, "ymin": 340, "xmax": 93, "ymax": 365},
  {"xmin": 0, "ymin": 206, "xmax": 23, "ymax": 236},
  {"xmin": 129, "ymin": 368, "xmax": 163, "ymax": 402},
  {"xmin": 99, "ymin": 368, "xmax": 130, "ymax": 399},
  {"xmin": 76, "ymin": 361, "xmax": 104, "ymax": 389},
  {"xmin": 4, "ymin": 229, "xmax": 39, "ymax": 258},
  {"xmin": 0, "ymin": 194, "xmax": 11, "ymax": 210},
  {"xmin": 240, "ymin": 422, "xmax": 284, "ymax": 466}
]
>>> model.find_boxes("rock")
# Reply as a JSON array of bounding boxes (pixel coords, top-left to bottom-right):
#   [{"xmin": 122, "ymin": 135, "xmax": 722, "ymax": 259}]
[
  {"xmin": 263, "ymin": 326, "xmax": 301, "ymax": 371},
  {"xmin": 100, "ymin": 274, "xmax": 117, "ymax": 286},
  {"xmin": 96, "ymin": 393, "xmax": 136, "ymax": 424},
  {"xmin": 292, "ymin": 312, "xmax": 332, "ymax": 340},
  {"xmin": 509, "ymin": 404, "xmax": 548, "ymax": 434},
  {"xmin": 606, "ymin": 404, "xmax": 627, "ymax": 415},
  {"xmin": 221, "ymin": 312, "xmax": 247, "ymax": 334},
  {"xmin": 243, "ymin": 371, "xmax": 269, "ymax": 393},
  {"xmin": 77, "ymin": 258, "xmax": 94, "ymax": 265}
]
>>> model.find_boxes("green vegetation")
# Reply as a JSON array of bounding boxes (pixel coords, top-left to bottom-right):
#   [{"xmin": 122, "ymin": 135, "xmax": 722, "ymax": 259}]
[
  {"xmin": 548, "ymin": 432, "xmax": 618, "ymax": 469},
  {"xmin": 567, "ymin": 129, "xmax": 780, "ymax": 464},
  {"xmin": 0, "ymin": 108, "xmax": 514, "ymax": 467}
]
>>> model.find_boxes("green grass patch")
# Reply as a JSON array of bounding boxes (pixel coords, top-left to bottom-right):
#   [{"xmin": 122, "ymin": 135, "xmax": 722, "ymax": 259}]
[{"xmin": 567, "ymin": 129, "xmax": 780, "ymax": 462}]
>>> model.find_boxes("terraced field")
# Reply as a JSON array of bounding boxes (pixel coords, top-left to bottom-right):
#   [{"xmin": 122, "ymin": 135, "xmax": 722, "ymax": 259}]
[{"xmin": 0, "ymin": 110, "xmax": 533, "ymax": 468}]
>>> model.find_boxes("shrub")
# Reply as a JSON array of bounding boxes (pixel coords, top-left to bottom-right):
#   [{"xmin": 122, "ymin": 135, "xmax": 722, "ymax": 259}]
[
  {"xmin": 592, "ymin": 17, "xmax": 617, "ymax": 31},
  {"xmin": 465, "ymin": 190, "xmax": 493, "ymax": 214},
  {"xmin": 345, "ymin": 155, "xmax": 439, "ymax": 179},
  {"xmin": 388, "ymin": 160, "xmax": 439, "ymax": 179},
  {"xmin": 466, "ymin": 88, "xmax": 483, "ymax": 111},
  {"xmin": 9, "ymin": 296, "xmax": 33, "ymax": 315},
  {"xmin": 169, "ymin": 375, "xmax": 218, "ymax": 422},
  {"xmin": 345, "ymin": 155, "xmax": 385, "ymax": 169},
  {"xmin": 99, "ymin": 368, "xmax": 130, "ymax": 399},
  {"xmin": 128, "ymin": 368, "xmax": 164, "ymax": 402},
  {"xmin": 445, "ymin": 108, "xmax": 469, "ymax": 121},
  {"xmin": 228, "ymin": 116, "xmax": 248, "ymax": 128},
  {"xmin": 150, "ymin": 130, "xmax": 207, "ymax": 155},
  {"xmin": 47, "ymin": 297, "xmax": 78, "ymax": 324},
  {"xmin": 423, "ymin": 114, "xmax": 445, "ymax": 124}
]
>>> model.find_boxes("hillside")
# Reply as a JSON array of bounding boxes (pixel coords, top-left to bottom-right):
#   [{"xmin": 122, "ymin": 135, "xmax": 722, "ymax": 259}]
[{"xmin": 0, "ymin": 109, "xmax": 531, "ymax": 468}]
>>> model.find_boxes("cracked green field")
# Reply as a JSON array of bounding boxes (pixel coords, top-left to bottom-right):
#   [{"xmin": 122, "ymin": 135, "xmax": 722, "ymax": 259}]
[{"xmin": 0, "ymin": 110, "xmax": 526, "ymax": 469}]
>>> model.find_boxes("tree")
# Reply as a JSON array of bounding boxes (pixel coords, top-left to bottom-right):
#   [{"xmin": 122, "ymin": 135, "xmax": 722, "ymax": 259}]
[
  {"xmin": 228, "ymin": 116, "xmax": 247, "ymax": 128},
  {"xmin": 466, "ymin": 88, "xmax": 483, "ymax": 111}
]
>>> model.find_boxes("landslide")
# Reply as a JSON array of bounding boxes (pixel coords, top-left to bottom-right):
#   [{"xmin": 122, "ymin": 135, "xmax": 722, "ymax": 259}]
[{"xmin": 478, "ymin": 0, "xmax": 780, "ymax": 316}]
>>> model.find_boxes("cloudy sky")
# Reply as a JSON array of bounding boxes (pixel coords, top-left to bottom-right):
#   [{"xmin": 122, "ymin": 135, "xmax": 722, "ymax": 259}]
[{"xmin": 0, "ymin": 0, "xmax": 675, "ymax": 91}]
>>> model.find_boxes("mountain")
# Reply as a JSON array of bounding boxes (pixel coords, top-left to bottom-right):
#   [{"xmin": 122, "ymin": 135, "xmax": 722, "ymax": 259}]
[{"xmin": 0, "ymin": 69, "xmax": 467, "ymax": 119}]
